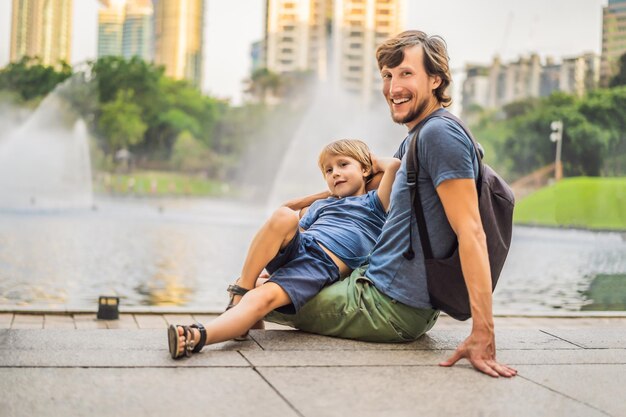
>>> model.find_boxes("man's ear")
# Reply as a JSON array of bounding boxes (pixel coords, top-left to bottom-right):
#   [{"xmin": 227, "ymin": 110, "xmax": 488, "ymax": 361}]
[{"xmin": 431, "ymin": 75, "xmax": 442, "ymax": 91}]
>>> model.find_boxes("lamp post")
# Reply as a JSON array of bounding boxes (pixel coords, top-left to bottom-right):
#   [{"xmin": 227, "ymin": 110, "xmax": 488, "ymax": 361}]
[{"xmin": 550, "ymin": 120, "xmax": 563, "ymax": 181}]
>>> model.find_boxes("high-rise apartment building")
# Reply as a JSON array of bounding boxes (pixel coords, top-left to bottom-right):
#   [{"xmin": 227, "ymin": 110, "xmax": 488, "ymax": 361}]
[
  {"xmin": 561, "ymin": 53, "xmax": 600, "ymax": 97},
  {"xmin": 462, "ymin": 53, "xmax": 600, "ymax": 114},
  {"xmin": 154, "ymin": 0, "xmax": 205, "ymax": 88},
  {"xmin": 98, "ymin": 0, "xmax": 153, "ymax": 61},
  {"xmin": 10, "ymin": 0, "xmax": 73, "ymax": 66},
  {"xmin": 601, "ymin": 0, "xmax": 626, "ymax": 85},
  {"xmin": 122, "ymin": 0, "xmax": 153, "ymax": 61},
  {"xmin": 493, "ymin": 54, "xmax": 542, "ymax": 106},
  {"xmin": 98, "ymin": 0, "xmax": 126, "ymax": 58},
  {"xmin": 264, "ymin": 0, "xmax": 405, "ymax": 102},
  {"xmin": 332, "ymin": 0, "xmax": 405, "ymax": 102},
  {"xmin": 265, "ymin": 0, "xmax": 329, "ymax": 78},
  {"xmin": 461, "ymin": 64, "xmax": 490, "ymax": 111}
]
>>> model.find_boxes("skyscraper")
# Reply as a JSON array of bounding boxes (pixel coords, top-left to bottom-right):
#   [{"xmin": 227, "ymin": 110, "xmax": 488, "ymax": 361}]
[
  {"xmin": 122, "ymin": 0, "xmax": 153, "ymax": 61},
  {"xmin": 10, "ymin": 0, "xmax": 73, "ymax": 66},
  {"xmin": 97, "ymin": 0, "xmax": 126, "ymax": 58},
  {"xmin": 332, "ymin": 0, "xmax": 405, "ymax": 103},
  {"xmin": 263, "ymin": 0, "xmax": 405, "ymax": 102},
  {"xmin": 601, "ymin": 0, "xmax": 626, "ymax": 85},
  {"xmin": 265, "ymin": 0, "xmax": 329, "ymax": 77},
  {"xmin": 98, "ymin": 0, "xmax": 153, "ymax": 61},
  {"xmin": 153, "ymin": 0, "xmax": 205, "ymax": 89}
]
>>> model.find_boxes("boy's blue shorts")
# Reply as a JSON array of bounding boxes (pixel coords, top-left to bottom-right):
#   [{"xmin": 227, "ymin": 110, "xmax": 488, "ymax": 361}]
[{"xmin": 265, "ymin": 230, "xmax": 340, "ymax": 314}]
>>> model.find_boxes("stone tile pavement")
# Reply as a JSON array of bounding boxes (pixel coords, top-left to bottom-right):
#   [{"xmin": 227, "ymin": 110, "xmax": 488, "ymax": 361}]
[{"xmin": 0, "ymin": 313, "xmax": 624, "ymax": 417}]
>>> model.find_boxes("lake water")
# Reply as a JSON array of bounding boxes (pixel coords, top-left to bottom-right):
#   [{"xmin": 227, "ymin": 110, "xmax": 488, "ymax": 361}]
[{"xmin": 1, "ymin": 197, "xmax": 625, "ymax": 313}]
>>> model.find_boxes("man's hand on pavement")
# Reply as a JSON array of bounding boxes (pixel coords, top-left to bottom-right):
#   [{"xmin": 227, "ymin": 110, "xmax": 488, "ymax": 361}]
[{"xmin": 439, "ymin": 331, "xmax": 517, "ymax": 378}]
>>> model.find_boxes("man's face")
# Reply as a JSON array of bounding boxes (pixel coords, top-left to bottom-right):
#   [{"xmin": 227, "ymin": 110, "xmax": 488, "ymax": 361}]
[{"xmin": 380, "ymin": 45, "xmax": 441, "ymax": 131}]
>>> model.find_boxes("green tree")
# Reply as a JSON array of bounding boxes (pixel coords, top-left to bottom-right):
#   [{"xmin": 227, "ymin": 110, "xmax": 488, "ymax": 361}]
[
  {"xmin": 245, "ymin": 68, "xmax": 282, "ymax": 104},
  {"xmin": 89, "ymin": 56, "xmax": 221, "ymax": 161},
  {"xmin": 98, "ymin": 89, "xmax": 147, "ymax": 152},
  {"xmin": 0, "ymin": 56, "xmax": 72, "ymax": 102},
  {"xmin": 502, "ymin": 97, "xmax": 540, "ymax": 119},
  {"xmin": 609, "ymin": 52, "xmax": 626, "ymax": 88},
  {"xmin": 154, "ymin": 77, "xmax": 220, "ymax": 149},
  {"xmin": 469, "ymin": 109, "xmax": 513, "ymax": 177},
  {"xmin": 579, "ymin": 87, "xmax": 626, "ymax": 174},
  {"xmin": 503, "ymin": 96, "xmax": 609, "ymax": 177},
  {"xmin": 171, "ymin": 130, "xmax": 215, "ymax": 173}
]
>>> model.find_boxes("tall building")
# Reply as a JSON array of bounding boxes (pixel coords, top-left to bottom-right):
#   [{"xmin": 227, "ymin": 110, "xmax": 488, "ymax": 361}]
[
  {"xmin": 250, "ymin": 40, "xmax": 265, "ymax": 74},
  {"xmin": 332, "ymin": 0, "xmax": 405, "ymax": 103},
  {"xmin": 154, "ymin": 0, "xmax": 205, "ymax": 88},
  {"xmin": 462, "ymin": 53, "xmax": 600, "ymax": 115},
  {"xmin": 540, "ymin": 57, "xmax": 561, "ymax": 97},
  {"xmin": 122, "ymin": 0, "xmax": 153, "ymax": 61},
  {"xmin": 98, "ymin": 0, "xmax": 153, "ymax": 61},
  {"xmin": 486, "ymin": 54, "xmax": 541, "ymax": 107},
  {"xmin": 461, "ymin": 64, "xmax": 490, "ymax": 111},
  {"xmin": 601, "ymin": 0, "xmax": 626, "ymax": 85},
  {"xmin": 97, "ymin": 0, "xmax": 126, "ymax": 58},
  {"xmin": 561, "ymin": 53, "xmax": 600, "ymax": 97},
  {"xmin": 265, "ymin": 0, "xmax": 329, "ymax": 76},
  {"xmin": 10, "ymin": 0, "xmax": 73, "ymax": 66},
  {"xmin": 263, "ymin": 0, "xmax": 405, "ymax": 102}
]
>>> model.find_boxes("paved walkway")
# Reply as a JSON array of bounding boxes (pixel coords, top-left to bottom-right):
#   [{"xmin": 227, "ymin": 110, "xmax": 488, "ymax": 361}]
[{"xmin": 1, "ymin": 313, "xmax": 625, "ymax": 417}]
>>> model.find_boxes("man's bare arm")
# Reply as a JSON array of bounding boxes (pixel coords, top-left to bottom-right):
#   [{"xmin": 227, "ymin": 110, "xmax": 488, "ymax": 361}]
[
  {"xmin": 435, "ymin": 178, "xmax": 517, "ymax": 378},
  {"xmin": 281, "ymin": 190, "xmax": 330, "ymax": 211}
]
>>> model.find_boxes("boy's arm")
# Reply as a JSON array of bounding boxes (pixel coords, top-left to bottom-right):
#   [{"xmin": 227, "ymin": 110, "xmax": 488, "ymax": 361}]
[{"xmin": 373, "ymin": 155, "xmax": 401, "ymax": 211}]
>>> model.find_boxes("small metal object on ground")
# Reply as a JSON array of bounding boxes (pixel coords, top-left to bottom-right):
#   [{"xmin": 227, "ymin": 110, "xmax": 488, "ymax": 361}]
[{"xmin": 97, "ymin": 296, "xmax": 119, "ymax": 320}]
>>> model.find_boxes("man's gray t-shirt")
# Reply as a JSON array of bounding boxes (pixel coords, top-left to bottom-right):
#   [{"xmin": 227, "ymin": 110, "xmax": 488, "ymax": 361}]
[{"xmin": 365, "ymin": 108, "xmax": 479, "ymax": 309}]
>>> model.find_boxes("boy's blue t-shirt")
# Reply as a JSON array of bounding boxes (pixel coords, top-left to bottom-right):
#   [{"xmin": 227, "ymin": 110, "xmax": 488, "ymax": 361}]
[
  {"xmin": 365, "ymin": 109, "xmax": 479, "ymax": 309},
  {"xmin": 299, "ymin": 190, "xmax": 387, "ymax": 269}
]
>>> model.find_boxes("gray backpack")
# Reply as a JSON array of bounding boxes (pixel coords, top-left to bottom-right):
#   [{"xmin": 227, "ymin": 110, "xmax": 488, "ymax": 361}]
[{"xmin": 404, "ymin": 111, "xmax": 515, "ymax": 321}]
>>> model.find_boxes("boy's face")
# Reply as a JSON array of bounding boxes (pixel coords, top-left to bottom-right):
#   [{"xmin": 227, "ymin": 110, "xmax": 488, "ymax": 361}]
[{"xmin": 321, "ymin": 154, "xmax": 370, "ymax": 198}]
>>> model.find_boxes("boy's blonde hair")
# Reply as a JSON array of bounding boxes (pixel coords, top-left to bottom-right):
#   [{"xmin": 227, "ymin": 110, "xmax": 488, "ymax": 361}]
[{"xmin": 318, "ymin": 139, "xmax": 373, "ymax": 174}]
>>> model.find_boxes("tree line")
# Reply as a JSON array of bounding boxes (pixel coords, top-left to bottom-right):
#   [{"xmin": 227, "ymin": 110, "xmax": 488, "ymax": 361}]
[
  {"xmin": 467, "ymin": 55, "xmax": 626, "ymax": 180},
  {"xmin": 2, "ymin": 54, "xmax": 625, "ymax": 182},
  {"xmin": 0, "ymin": 56, "xmax": 306, "ymax": 181}
]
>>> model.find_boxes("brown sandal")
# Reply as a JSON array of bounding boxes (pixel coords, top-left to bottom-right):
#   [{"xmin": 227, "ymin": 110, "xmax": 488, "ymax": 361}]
[
  {"xmin": 167, "ymin": 323, "xmax": 206, "ymax": 359},
  {"xmin": 226, "ymin": 283, "xmax": 253, "ymax": 340},
  {"xmin": 226, "ymin": 283, "xmax": 250, "ymax": 310},
  {"xmin": 226, "ymin": 283, "xmax": 265, "ymax": 340}
]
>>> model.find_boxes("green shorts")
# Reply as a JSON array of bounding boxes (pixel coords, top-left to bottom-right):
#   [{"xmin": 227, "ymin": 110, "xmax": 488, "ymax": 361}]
[{"xmin": 265, "ymin": 265, "xmax": 439, "ymax": 343}]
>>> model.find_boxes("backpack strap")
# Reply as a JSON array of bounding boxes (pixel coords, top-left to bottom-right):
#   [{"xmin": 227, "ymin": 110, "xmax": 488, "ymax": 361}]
[{"xmin": 405, "ymin": 111, "xmax": 484, "ymax": 261}]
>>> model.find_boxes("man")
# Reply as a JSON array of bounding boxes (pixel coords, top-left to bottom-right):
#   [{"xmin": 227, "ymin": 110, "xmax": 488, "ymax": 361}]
[{"xmin": 267, "ymin": 30, "xmax": 516, "ymax": 378}]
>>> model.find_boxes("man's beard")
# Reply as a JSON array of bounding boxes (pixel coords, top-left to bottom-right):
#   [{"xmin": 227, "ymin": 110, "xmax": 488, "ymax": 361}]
[{"xmin": 390, "ymin": 97, "xmax": 428, "ymax": 125}]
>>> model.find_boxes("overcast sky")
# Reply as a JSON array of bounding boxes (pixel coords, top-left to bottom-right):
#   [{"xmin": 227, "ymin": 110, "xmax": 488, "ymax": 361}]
[{"xmin": 0, "ymin": 0, "xmax": 608, "ymax": 104}]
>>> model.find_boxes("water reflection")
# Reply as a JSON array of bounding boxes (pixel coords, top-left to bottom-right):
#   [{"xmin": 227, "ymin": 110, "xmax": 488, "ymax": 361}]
[
  {"xmin": 582, "ymin": 274, "xmax": 626, "ymax": 311},
  {"xmin": 0, "ymin": 198, "xmax": 625, "ymax": 313},
  {"xmin": 135, "ymin": 230, "xmax": 196, "ymax": 306},
  {"xmin": 0, "ymin": 198, "xmax": 263, "ymax": 311},
  {"xmin": 495, "ymin": 227, "xmax": 626, "ymax": 312}
]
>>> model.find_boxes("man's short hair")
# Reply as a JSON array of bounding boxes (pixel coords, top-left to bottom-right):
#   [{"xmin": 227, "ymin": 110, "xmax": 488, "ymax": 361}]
[
  {"xmin": 376, "ymin": 30, "xmax": 452, "ymax": 107},
  {"xmin": 318, "ymin": 139, "xmax": 373, "ymax": 174}
]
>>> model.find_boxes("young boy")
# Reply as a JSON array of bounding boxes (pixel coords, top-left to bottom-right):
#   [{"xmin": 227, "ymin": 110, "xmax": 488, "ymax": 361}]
[{"xmin": 168, "ymin": 139, "xmax": 400, "ymax": 358}]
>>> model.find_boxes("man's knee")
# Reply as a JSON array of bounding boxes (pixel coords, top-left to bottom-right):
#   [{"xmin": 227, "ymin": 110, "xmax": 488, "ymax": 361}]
[{"xmin": 268, "ymin": 207, "xmax": 299, "ymax": 234}]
